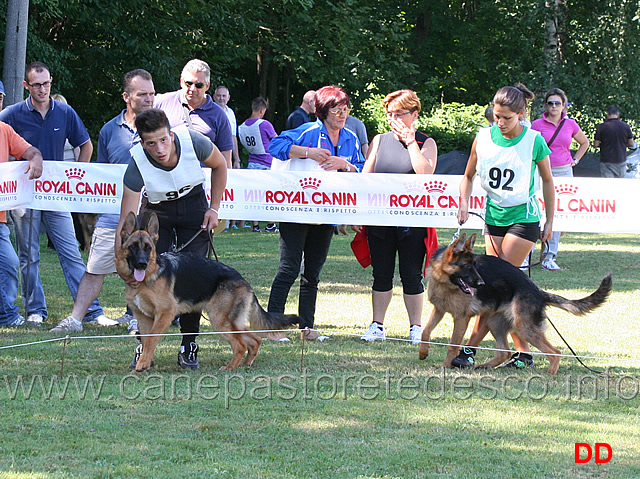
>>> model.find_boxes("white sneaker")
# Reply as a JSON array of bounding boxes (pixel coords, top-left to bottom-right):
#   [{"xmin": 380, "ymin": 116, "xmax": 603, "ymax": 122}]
[
  {"xmin": 409, "ymin": 325, "xmax": 424, "ymax": 345},
  {"xmin": 49, "ymin": 316, "xmax": 83, "ymax": 333},
  {"xmin": 94, "ymin": 314, "xmax": 119, "ymax": 326},
  {"xmin": 519, "ymin": 257, "xmax": 529, "ymax": 270},
  {"xmin": 26, "ymin": 313, "xmax": 44, "ymax": 324},
  {"xmin": 361, "ymin": 323, "xmax": 385, "ymax": 341},
  {"xmin": 542, "ymin": 256, "xmax": 561, "ymax": 271}
]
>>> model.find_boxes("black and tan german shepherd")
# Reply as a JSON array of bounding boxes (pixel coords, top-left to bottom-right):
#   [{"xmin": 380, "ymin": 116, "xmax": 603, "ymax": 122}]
[
  {"xmin": 116, "ymin": 211, "xmax": 298, "ymax": 372},
  {"xmin": 418, "ymin": 233, "xmax": 612, "ymax": 374}
]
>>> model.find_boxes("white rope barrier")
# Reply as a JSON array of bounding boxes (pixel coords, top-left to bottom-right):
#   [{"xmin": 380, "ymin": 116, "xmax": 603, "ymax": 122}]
[{"xmin": 1, "ymin": 327, "xmax": 639, "ymax": 365}]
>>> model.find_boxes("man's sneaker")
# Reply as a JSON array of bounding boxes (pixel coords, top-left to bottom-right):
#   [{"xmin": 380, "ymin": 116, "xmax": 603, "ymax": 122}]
[
  {"xmin": 115, "ymin": 312, "xmax": 134, "ymax": 324},
  {"xmin": 499, "ymin": 351, "xmax": 534, "ymax": 369},
  {"xmin": 451, "ymin": 346, "xmax": 476, "ymax": 368},
  {"xmin": 49, "ymin": 316, "xmax": 83, "ymax": 333},
  {"xmin": 361, "ymin": 323, "xmax": 385, "ymax": 342},
  {"xmin": 265, "ymin": 223, "xmax": 279, "ymax": 233},
  {"xmin": 129, "ymin": 343, "xmax": 143, "ymax": 370},
  {"xmin": 94, "ymin": 314, "xmax": 119, "ymax": 326},
  {"xmin": 252, "ymin": 225, "xmax": 261, "ymax": 232},
  {"xmin": 26, "ymin": 313, "xmax": 44, "ymax": 325},
  {"xmin": 542, "ymin": 256, "xmax": 561, "ymax": 271},
  {"xmin": 519, "ymin": 256, "xmax": 529, "ymax": 270},
  {"xmin": 177, "ymin": 342, "xmax": 200, "ymax": 369},
  {"xmin": 3, "ymin": 315, "xmax": 26, "ymax": 327},
  {"xmin": 409, "ymin": 325, "xmax": 423, "ymax": 345},
  {"xmin": 127, "ymin": 318, "xmax": 139, "ymax": 336}
]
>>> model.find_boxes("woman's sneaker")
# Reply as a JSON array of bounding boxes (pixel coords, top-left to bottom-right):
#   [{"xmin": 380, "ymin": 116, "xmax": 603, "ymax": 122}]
[
  {"xmin": 409, "ymin": 325, "xmax": 423, "ymax": 345},
  {"xmin": 451, "ymin": 346, "xmax": 476, "ymax": 368},
  {"xmin": 361, "ymin": 323, "xmax": 385, "ymax": 341},
  {"xmin": 499, "ymin": 351, "xmax": 534, "ymax": 368},
  {"xmin": 542, "ymin": 256, "xmax": 561, "ymax": 271}
]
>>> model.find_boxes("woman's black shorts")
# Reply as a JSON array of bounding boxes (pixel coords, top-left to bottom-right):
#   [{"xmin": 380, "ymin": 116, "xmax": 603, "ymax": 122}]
[{"xmin": 484, "ymin": 222, "xmax": 540, "ymax": 243}]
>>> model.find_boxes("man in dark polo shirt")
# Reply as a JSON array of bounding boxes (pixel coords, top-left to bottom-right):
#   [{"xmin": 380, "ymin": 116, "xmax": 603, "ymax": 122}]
[
  {"xmin": 594, "ymin": 105, "xmax": 635, "ymax": 178},
  {"xmin": 285, "ymin": 90, "xmax": 315, "ymax": 130},
  {"xmin": 0, "ymin": 61, "xmax": 109, "ymax": 326}
]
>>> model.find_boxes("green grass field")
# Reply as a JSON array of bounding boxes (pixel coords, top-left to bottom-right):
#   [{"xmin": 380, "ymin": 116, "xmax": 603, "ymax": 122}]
[{"xmin": 1, "ymin": 227, "xmax": 639, "ymax": 478}]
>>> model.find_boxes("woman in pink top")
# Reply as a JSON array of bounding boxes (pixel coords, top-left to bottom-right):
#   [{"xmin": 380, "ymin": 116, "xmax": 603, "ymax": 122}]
[{"xmin": 531, "ymin": 88, "xmax": 589, "ymax": 270}]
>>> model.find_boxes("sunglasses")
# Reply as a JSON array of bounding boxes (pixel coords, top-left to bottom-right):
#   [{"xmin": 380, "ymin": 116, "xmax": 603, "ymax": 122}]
[
  {"xmin": 547, "ymin": 101, "xmax": 562, "ymax": 106},
  {"xmin": 183, "ymin": 80, "xmax": 206, "ymax": 89},
  {"xmin": 328, "ymin": 106, "xmax": 350, "ymax": 117}
]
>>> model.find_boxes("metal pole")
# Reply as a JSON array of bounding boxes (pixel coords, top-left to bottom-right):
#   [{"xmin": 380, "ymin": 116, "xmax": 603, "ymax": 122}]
[{"xmin": 3, "ymin": 0, "xmax": 30, "ymax": 107}]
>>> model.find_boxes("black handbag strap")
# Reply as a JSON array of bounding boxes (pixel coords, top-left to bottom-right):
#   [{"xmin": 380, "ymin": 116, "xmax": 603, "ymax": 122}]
[{"xmin": 546, "ymin": 118, "xmax": 566, "ymax": 147}]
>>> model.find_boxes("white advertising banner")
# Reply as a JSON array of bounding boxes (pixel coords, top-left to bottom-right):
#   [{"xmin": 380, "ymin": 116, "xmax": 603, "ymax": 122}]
[
  {"xmin": 2, "ymin": 161, "xmax": 639, "ymax": 233},
  {"xmin": 0, "ymin": 161, "xmax": 33, "ymax": 210}
]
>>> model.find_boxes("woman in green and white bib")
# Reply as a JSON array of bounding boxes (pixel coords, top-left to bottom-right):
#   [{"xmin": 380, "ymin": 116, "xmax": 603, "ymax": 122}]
[{"xmin": 453, "ymin": 83, "xmax": 555, "ymax": 370}]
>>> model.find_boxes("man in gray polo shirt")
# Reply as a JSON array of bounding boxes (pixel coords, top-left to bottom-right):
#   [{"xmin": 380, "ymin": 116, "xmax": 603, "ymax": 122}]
[{"xmin": 51, "ymin": 69, "xmax": 155, "ymax": 332}]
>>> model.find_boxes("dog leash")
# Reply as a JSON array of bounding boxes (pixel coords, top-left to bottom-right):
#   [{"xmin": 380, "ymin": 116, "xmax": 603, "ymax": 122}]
[
  {"xmin": 546, "ymin": 317, "xmax": 604, "ymax": 374},
  {"xmin": 175, "ymin": 228, "xmax": 219, "ymax": 261}
]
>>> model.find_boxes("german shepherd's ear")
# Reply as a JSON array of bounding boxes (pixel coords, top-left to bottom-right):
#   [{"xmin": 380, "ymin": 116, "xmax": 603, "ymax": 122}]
[
  {"xmin": 121, "ymin": 211, "xmax": 138, "ymax": 243},
  {"xmin": 465, "ymin": 233, "xmax": 477, "ymax": 252},
  {"xmin": 451, "ymin": 233, "xmax": 467, "ymax": 254},
  {"xmin": 145, "ymin": 213, "xmax": 160, "ymax": 244}
]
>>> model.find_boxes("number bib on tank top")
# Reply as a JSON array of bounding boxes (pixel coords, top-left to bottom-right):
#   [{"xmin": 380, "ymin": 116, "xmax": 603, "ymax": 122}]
[
  {"xmin": 476, "ymin": 127, "xmax": 539, "ymax": 208},
  {"xmin": 238, "ymin": 119, "xmax": 267, "ymax": 155},
  {"xmin": 130, "ymin": 126, "xmax": 205, "ymax": 204}
]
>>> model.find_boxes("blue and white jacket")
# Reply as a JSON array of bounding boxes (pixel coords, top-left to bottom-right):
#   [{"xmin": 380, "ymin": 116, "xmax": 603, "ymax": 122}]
[{"xmin": 269, "ymin": 119, "xmax": 365, "ymax": 172}]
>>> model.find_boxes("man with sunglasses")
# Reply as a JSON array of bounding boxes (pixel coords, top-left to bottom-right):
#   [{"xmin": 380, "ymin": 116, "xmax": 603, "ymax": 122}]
[
  {"xmin": 154, "ymin": 59, "xmax": 233, "ymax": 168},
  {"xmin": 0, "ymin": 61, "xmax": 111, "ymax": 327}
]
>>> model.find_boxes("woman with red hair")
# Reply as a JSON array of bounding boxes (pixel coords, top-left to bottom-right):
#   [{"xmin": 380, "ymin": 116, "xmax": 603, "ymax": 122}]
[{"xmin": 267, "ymin": 86, "xmax": 365, "ymax": 341}]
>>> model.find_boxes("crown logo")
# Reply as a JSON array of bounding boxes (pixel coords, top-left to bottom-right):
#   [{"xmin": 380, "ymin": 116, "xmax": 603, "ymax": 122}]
[
  {"xmin": 424, "ymin": 180, "xmax": 447, "ymax": 193},
  {"xmin": 300, "ymin": 177, "xmax": 321, "ymax": 190},
  {"xmin": 404, "ymin": 181, "xmax": 424, "ymax": 193},
  {"xmin": 65, "ymin": 167, "xmax": 85, "ymax": 180},
  {"xmin": 555, "ymin": 184, "xmax": 578, "ymax": 196}
]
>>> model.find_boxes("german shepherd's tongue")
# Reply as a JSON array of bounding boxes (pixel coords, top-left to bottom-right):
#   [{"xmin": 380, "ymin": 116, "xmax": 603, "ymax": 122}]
[{"xmin": 134, "ymin": 269, "xmax": 146, "ymax": 282}]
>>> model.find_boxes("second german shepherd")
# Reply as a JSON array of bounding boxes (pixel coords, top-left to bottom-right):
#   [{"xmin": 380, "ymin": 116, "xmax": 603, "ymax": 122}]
[
  {"xmin": 116, "ymin": 211, "xmax": 299, "ymax": 372},
  {"xmin": 418, "ymin": 233, "xmax": 612, "ymax": 374}
]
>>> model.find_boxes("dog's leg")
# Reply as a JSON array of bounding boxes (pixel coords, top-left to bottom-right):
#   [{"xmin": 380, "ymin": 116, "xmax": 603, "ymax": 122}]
[
  {"xmin": 475, "ymin": 315, "xmax": 511, "ymax": 369},
  {"xmin": 520, "ymin": 330, "xmax": 562, "ymax": 375},
  {"xmin": 220, "ymin": 334, "xmax": 248, "ymax": 371},
  {"xmin": 205, "ymin": 302, "xmax": 252, "ymax": 371},
  {"xmin": 418, "ymin": 307, "xmax": 445, "ymax": 360},
  {"xmin": 241, "ymin": 333, "xmax": 262, "ymax": 366},
  {"xmin": 136, "ymin": 312, "xmax": 173, "ymax": 372},
  {"xmin": 443, "ymin": 313, "xmax": 474, "ymax": 368}
]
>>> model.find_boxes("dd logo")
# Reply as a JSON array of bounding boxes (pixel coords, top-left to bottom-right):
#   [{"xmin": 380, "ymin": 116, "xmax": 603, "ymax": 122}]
[{"xmin": 574, "ymin": 443, "xmax": 613, "ymax": 463}]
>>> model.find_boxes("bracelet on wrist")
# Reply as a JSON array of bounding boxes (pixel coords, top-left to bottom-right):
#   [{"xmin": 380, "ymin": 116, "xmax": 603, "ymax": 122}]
[
  {"xmin": 305, "ymin": 147, "xmax": 310, "ymax": 158},
  {"xmin": 209, "ymin": 207, "xmax": 218, "ymax": 214},
  {"xmin": 406, "ymin": 139, "xmax": 416, "ymax": 146}
]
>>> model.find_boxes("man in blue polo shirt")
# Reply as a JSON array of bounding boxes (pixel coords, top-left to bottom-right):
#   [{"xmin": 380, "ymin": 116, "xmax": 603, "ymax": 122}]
[
  {"xmin": 154, "ymin": 59, "xmax": 233, "ymax": 168},
  {"xmin": 0, "ymin": 61, "xmax": 109, "ymax": 326},
  {"xmin": 50, "ymin": 69, "xmax": 155, "ymax": 333}
]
